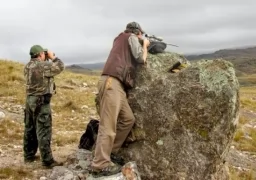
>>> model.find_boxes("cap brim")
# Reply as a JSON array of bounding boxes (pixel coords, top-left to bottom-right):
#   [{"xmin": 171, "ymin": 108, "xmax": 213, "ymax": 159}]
[{"xmin": 43, "ymin": 48, "xmax": 48, "ymax": 52}]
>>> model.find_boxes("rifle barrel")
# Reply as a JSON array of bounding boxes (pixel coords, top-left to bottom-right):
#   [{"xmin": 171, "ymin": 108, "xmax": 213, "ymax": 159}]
[{"xmin": 166, "ymin": 43, "xmax": 179, "ymax": 47}]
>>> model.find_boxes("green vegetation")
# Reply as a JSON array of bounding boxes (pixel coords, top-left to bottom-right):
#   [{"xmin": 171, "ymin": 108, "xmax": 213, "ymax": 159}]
[
  {"xmin": 0, "ymin": 57, "xmax": 256, "ymax": 179},
  {"xmin": 0, "ymin": 166, "xmax": 33, "ymax": 179}
]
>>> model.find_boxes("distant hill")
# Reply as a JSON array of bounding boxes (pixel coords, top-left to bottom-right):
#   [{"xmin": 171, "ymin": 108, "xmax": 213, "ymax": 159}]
[
  {"xmin": 65, "ymin": 64, "xmax": 101, "ymax": 76},
  {"xmin": 66, "ymin": 64, "xmax": 91, "ymax": 71},
  {"xmin": 78, "ymin": 62, "xmax": 105, "ymax": 70},
  {"xmin": 185, "ymin": 46, "xmax": 256, "ymax": 76},
  {"xmin": 66, "ymin": 46, "xmax": 256, "ymax": 76}
]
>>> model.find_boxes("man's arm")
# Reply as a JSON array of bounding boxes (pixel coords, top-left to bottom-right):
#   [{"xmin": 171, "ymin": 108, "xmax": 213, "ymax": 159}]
[
  {"xmin": 128, "ymin": 34, "xmax": 148, "ymax": 63},
  {"xmin": 43, "ymin": 57, "xmax": 65, "ymax": 77}
]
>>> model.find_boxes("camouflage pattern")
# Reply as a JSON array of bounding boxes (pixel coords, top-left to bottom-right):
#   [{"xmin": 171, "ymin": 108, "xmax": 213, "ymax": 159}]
[
  {"xmin": 24, "ymin": 57, "xmax": 65, "ymax": 95},
  {"xmin": 23, "ymin": 95, "xmax": 54, "ymax": 164},
  {"xmin": 23, "ymin": 57, "xmax": 64, "ymax": 164}
]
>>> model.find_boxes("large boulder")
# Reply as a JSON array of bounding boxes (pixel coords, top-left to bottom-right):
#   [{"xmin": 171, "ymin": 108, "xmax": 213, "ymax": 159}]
[{"xmin": 120, "ymin": 52, "xmax": 240, "ymax": 180}]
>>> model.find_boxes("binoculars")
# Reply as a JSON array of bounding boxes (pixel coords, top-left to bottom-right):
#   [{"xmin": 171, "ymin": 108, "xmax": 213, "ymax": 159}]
[{"xmin": 44, "ymin": 51, "xmax": 55, "ymax": 56}]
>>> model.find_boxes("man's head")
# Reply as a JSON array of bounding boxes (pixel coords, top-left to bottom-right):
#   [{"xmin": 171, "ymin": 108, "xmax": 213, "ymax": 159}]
[
  {"xmin": 29, "ymin": 45, "xmax": 47, "ymax": 60},
  {"xmin": 125, "ymin": 21, "xmax": 145, "ymax": 38}
]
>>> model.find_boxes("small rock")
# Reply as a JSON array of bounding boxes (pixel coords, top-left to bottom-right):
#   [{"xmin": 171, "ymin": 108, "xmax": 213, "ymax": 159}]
[
  {"xmin": 244, "ymin": 124, "xmax": 253, "ymax": 128},
  {"xmin": 77, "ymin": 149, "xmax": 92, "ymax": 161},
  {"xmin": 63, "ymin": 173, "xmax": 74, "ymax": 180},
  {"xmin": 78, "ymin": 160, "xmax": 91, "ymax": 169},
  {"xmin": 156, "ymin": 140, "xmax": 164, "ymax": 146},
  {"xmin": 82, "ymin": 83, "xmax": 88, "ymax": 87},
  {"xmin": 40, "ymin": 177, "xmax": 47, "ymax": 180},
  {"xmin": 0, "ymin": 111, "xmax": 5, "ymax": 119},
  {"xmin": 81, "ymin": 105, "xmax": 89, "ymax": 109}
]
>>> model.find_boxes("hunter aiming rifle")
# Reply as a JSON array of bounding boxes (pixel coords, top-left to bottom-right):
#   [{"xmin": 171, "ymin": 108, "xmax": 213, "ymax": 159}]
[{"xmin": 139, "ymin": 34, "xmax": 179, "ymax": 54}]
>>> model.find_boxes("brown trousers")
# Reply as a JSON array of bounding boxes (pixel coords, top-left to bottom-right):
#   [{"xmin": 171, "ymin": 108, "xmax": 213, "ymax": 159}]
[{"xmin": 91, "ymin": 75, "xmax": 135, "ymax": 169}]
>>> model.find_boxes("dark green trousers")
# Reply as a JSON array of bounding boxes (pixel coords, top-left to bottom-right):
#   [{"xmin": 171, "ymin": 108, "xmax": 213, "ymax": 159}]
[{"xmin": 23, "ymin": 95, "xmax": 54, "ymax": 164}]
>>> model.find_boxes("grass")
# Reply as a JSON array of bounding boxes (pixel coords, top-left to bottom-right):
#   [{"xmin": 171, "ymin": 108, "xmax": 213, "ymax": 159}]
[
  {"xmin": 0, "ymin": 60, "xmax": 26, "ymax": 104},
  {"xmin": 240, "ymin": 86, "xmax": 256, "ymax": 112},
  {"xmin": 0, "ymin": 59, "xmax": 100, "ymax": 179},
  {"xmin": 233, "ymin": 127, "xmax": 256, "ymax": 152},
  {"xmin": 0, "ymin": 59, "xmax": 256, "ymax": 179},
  {"xmin": 232, "ymin": 113, "xmax": 256, "ymax": 153},
  {"xmin": 229, "ymin": 166, "xmax": 255, "ymax": 180},
  {"xmin": 238, "ymin": 74, "xmax": 256, "ymax": 87},
  {"xmin": 0, "ymin": 166, "xmax": 33, "ymax": 179},
  {"xmin": 53, "ymin": 132, "xmax": 81, "ymax": 146},
  {"xmin": 0, "ymin": 118, "xmax": 23, "ymax": 144}
]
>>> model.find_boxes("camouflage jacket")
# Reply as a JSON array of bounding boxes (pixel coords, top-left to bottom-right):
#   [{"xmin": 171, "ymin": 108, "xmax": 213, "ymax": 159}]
[{"xmin": 24, "ymin": 57, "xmax": 65, "ymax": 96}]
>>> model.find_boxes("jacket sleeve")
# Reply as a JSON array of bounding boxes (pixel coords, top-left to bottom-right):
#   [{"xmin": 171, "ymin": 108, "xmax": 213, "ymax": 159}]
[
  {"xmin": 128, "ymin": 34, "xmax": 145, "ymax": 63},
  {"xmin": 42, "ymin": 57, "xmax": 65, "ymax": 77}
]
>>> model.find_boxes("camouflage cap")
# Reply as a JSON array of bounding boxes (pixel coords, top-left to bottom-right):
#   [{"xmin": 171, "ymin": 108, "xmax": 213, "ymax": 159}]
[
  {"xmin": 126, "ymin": 21, "xmax": 145, "ymax": 34},
  {"xmin": 29, "ymin": 45, "xmax": 47, "ymax": 55}
]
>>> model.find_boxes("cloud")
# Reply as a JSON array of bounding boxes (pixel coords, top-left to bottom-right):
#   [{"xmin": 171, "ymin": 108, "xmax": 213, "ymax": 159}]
[{"xmin": 0, "ymin": 0, "xmax": 255, "ymax": 64}]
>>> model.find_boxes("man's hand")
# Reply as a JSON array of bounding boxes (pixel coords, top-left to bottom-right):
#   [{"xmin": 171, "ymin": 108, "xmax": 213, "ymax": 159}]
[
  {"xmin": 143, "ymin": 39, "xmax": 150, "ymax": 47},
  {"xmin": 142, "ymin": 39, "xmax": 150, "ymax": 64},
  {"xmin": 46, "ymin": 50, "xmax": 56, "ymax": 60}
]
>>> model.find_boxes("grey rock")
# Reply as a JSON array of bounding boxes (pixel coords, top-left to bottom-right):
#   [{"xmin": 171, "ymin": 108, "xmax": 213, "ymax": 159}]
[
  {"xmin": 86, "ymin": 162, "xmax": 141, "ymax": 180},
  {"xmin": 120, "ymin": 52, "xmax": 240, "ymax": 180},
  {"xmin": 77, "ymin": 149, "xmax": 92, "ymax": 161},
  {"xmin": 49, "ymin": 166, "xmax": 74, "ymax": 180},
  {"xmin": 40, "ymin": 177, "xmax": 47, "ymax": 180},
  {"xmin": 48, "ymin": 149, "xmax": 141, "ymax": 180},
  {"xmin": 226, "ymin": 148, "xmax": 256, "ymax": 171},
  {"xmin": 78, "ymin": 160, "xmax": 91, "ymax": 169}
]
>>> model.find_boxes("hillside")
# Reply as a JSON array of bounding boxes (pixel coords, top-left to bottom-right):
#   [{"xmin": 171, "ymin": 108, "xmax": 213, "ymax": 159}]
[
  {"xmin": 0, "ymin": 59, "xmax": 100, "ymax": 179},
  {"xmin": 65, "ymin": 64, "xmax": 101, "ymax": 76},
  {"xmin": 0, "ymin": 59, "xmax": 255, "ymax": 179},
  {"xmin": 66, "ymin": 46, "xmax": 256, "ymax": 79},
  {"xmin": 77, "ymin": 62, "xmax": 105, "ymax": 70},
  {"xmin": 185, "ymin": 46, "xmax": 256, "ymax": 76}
]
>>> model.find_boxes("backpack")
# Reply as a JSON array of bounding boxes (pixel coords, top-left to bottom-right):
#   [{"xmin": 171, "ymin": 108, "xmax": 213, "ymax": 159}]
[{"xmin": 78, "ymin": 119, "xmax": 99, "ymax": 150}]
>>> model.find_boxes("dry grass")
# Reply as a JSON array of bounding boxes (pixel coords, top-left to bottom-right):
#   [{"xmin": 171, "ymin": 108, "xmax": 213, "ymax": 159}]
[
  {"xmin": 1, "ymin": 59, "xmax": 256, "ymax": 179},
  {"xmin": 240, "ymin": 86, "xmax": 256, "ymax": 112},
  {"xmin": 233, "ymin": 128, "xmax": 256, "ymax": 152},
  {"xmin": 0, "ymin": 60, "xmax": 26, "ymax": 104},
  {"xmin": 229, "ymin": 166, "xmax": 255, "ymax": 180},
  {"xmin": 238, "ymin": 74, "xmax": 256, "ymax": 87},
  {"xmin": 0, "ymin": 59, "xmax": 100, "ymax": 179},
  {"xmin": 232, "ymin": 114, "xmax": 256, "ymax": 153},
  {"xmin": 0, "ymin": 166, "xmax": 33, "ymax": 179},
  {"xmin": 0, "ymin": 118, "xmax": 23, "ymax": 144},
  {"xmin": 0, "ymin": 59, "xmax": 100, "ymax": 146}
]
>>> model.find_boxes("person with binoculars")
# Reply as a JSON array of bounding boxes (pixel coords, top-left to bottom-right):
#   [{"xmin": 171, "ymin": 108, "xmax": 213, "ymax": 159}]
[{"xmin": 23, "ymin": 45, "xmax": 65, "ymax": 168}]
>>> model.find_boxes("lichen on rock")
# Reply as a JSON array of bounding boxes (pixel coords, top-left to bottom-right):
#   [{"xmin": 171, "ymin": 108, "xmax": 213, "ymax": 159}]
[{"xmin": 120, "ymin": 52, "xmax": 240, "ymax": 180}]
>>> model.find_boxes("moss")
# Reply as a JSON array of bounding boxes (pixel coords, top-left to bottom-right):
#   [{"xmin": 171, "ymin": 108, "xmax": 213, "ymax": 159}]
[
  {"xmin": 133, "ymin": 128, "xmax": 146, "ymax": 140},
  {"xmin": 198, "ymin": 129, "xmax": 209, "ymax": 139}
]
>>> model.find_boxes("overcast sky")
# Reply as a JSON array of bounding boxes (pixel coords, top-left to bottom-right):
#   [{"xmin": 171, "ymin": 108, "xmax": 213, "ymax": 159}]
[{"xmin": 0, "ymin": 0, "xmax": 256, "ymax": 64}]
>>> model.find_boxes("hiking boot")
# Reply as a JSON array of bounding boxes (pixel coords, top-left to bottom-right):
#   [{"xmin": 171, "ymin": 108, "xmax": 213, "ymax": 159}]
[
  {"xmin": 42, "ymin": 160, "xmax": 63, "ymax": 169},
  {"xmin": 24, "ymin": 156, "xmax": 40, "ymax": 163},
  {"xmin": 110, "ymin": 153, "xmax": 125, "ymax": 166},
  {"xmin": 91, "ymin": 162, "xmax": 121, "ymax": 178}
]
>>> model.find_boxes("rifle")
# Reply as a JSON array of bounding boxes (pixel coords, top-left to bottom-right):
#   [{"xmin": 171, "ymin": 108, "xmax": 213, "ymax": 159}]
[
  {"xmin": 144, "ymin": 34, "xmax": 179, "ymax": 47},
  {"xmin": 139, "ymin": 34, "xmax": 179, "ymax": 54}
]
